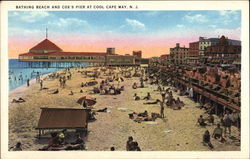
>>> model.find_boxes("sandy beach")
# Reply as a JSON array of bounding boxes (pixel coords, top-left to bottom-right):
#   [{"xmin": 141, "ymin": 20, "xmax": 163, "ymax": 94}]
[{"xmin": 8, "ymin": 66, "xmax": 240, "ymax": 151}]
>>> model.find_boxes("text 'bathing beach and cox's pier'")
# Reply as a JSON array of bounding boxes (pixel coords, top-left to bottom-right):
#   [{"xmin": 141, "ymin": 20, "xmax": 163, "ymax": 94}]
[{"xmin": 16, "ymin": 5, "xmax": 135, "ymax": 10}]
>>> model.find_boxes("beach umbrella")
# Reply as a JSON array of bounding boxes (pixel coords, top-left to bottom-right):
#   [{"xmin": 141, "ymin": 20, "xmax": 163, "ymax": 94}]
[
  {"xmin": 115, "ymin": 77, "xmax": 124, "ymax": 82},
  {"xmin": 77, "ymin": 96, "xmax": 96, "ymax": 107},
  {"xmin": 115, "ymin": 77, "xmax": 124, "ymax": 87}
]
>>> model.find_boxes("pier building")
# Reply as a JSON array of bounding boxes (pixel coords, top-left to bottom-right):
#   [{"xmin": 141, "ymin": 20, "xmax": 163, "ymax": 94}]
[{"xmin": 19, "ymin": 38, "xmax": 142, "ymax": 67}]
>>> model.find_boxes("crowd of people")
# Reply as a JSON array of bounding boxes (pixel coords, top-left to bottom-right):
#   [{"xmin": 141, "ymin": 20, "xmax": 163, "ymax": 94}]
[
  {"xmin": 38, "ymin": 129, "xmax": 86, "ymax": 151},
  {"xmin": 92, "ymin": 78, "xmax": 124, "ymax": 95},
  {"xmin": 148, "ymin": 64, "xmax": 240, "ymax": 150}
]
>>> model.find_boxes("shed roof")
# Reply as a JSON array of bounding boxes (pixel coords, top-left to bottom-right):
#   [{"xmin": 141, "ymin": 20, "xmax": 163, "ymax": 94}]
[{"xmin": 37, "ymin": 107, "xmax": 88, "ymax": 129}]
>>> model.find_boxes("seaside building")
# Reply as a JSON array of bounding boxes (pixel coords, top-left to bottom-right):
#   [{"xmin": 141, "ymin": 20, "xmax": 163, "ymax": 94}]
[
  {"xmin": 198, "ymin": 37, "xmax": 220, "ymax": 56},
  {"xmin": 19, "ymin": 38, "xmax": 142, "ymax": 67},
  {"xmin": 183, "ymin": 36, "xmax": 241, "ymax": 65},
  {"xmin": 106, "ymin": 48, "xmax": 115, "ymax": 55},
  {"xmin": 133, "ymin": 51, "xmax": 142, "ymax": 65},
  {"xmin": 204, "ymin": 36, "xmax": 241, "ymax": 65},
  {"xmin": 170, "ymin": 43, "xmax": 189, "ymax": 65},
  {"xmin": 188, "ymin": 42, "xmax": 199, "ymax": 65},
  {"xmin": 133, "ymin": 51, "xmax": 142, "ymax": 58},
  {"xmin": 159, "ymin": 54, "xmax": 171, "ymax": 65},
  {"xmin": 198, "ymin": 36, "xmax": 241, "ymax": 63},
  {"xmin": 160, "ymin": 54, "xmax": 168, "ymax": 60}
]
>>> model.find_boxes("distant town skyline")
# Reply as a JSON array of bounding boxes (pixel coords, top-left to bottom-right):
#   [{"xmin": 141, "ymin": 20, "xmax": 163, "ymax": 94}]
[{"xmin": 8, "ymin": 10, "xmax": 241, "ymax": 58}]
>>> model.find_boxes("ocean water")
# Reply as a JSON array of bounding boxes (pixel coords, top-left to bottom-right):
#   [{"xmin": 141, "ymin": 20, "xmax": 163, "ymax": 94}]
[
  {"xmin": 9, "ymin": 59, "xmax": 88, "ymax": 91},
  {"xmin": 9, "ymin": 67, "xmax": 61, "ymax": 91}
]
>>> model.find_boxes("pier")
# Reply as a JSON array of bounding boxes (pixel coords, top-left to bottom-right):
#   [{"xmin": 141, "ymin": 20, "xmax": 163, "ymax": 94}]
[
  {"xmin": 13, "ymin": 60, "xmax": 88, "ymax": 68},
  {"xmin": 18, "ymin": 38, "xmax": 144, "ymax": 67}
]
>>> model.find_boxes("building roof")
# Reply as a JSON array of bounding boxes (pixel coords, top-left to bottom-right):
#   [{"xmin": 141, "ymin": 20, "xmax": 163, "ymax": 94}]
[
  {"xmin": 160, "ymin": 54, "xmax": 168, "ymax": 59},
  {"xmin": 170, "ymin": 47, "xmax": 188, "ymax": 50},
  {"xmin": 29, "ymin": 39, "xmax": 63, "ymax": 53},
  {"xmin": 189, "ymin": 41, "xmax": 199, "ymax": 45},
  {"xmin": 202, "ymin": 37, "xmax": 240, "ymax": 45},
  {"xmin": 205, "ymin": 38, "xmax": 220, "ymax": 42},
  {"xmin": 36, "ymin": 107, "xmax": 88, "ymax": 129},
  {"xmin": 19, "ymin": 51, "xmax": 107, "ymax": 56}
]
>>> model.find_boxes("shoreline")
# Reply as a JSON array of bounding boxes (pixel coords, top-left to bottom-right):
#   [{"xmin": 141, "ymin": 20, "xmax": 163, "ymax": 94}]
[
  {"xmin": 9, "ymin": 71, "xmax": 55, "ymax": 95},
  {"xmin": 9, "ymin": 77, "xmax": 36, "ymax": 95},
  {"xmin": 9, "ymin": 68, "xmax": 62, "ymax": 92},
  {"xmin": 8, "ymin": 64, "xmax": 93, "ymax": 92}
]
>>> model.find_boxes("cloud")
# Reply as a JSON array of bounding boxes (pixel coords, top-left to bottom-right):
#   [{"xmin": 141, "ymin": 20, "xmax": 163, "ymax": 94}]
[
  {"xmin": 208, "ymin": 25, "xmax": 217, "ymax": 28},
  {"xmin": 144, "ymin": 11, "xmax": 160, "ymax": 16},
  {"xmin": 9, "ymin": 12, "xmax": 19, "ymax": 16},
  {"xmin": 218, "ymin": 10, "xmax": 238, "ymax": 16},
  {"xmin": 125, "ymin": 18, "xmax": 146, "ymax": 31},
  {"xmin": 47, "ymin": 18, "xmax": 90, "ymax": 33},
  {"xmin": 48, "ymin": 18, "xmax": 88, "ymax": 27},
  {"xmin": 9, "ymin": 27, "xmax": 42, "ymax": 37},
  {"xmin": 10, "ymin": 11, "xmax": 50, "ymax": 23},
  {"xmin": 218, "ymin": 10, "xmax": 240, "ymax": 25},
  {"xmin": 209, "ymin": 27, "xmax": 241, "ymax": 39},
  {"xmin": 176, "ymin": 24, "xmax": 184, "ymax": 28},
  {"xmin": 184, "ymin": 14, "xmax": 208, "ymax": 23}
]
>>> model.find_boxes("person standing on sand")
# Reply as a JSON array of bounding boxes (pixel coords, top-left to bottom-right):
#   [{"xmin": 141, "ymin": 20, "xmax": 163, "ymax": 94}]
[
  {"xmin": 161, "ymin": 91, "xmax": 166, "ymax": 102},
  {"xmin": 160, "ymin": 101, "xmax": 165, "ymax": 118},
  {"xmin": 27, "ymin": 79, "xmax": 30, "ymax": 87},
  {"xmin": 59, "ymin": 77, "xmax": 63, "ymax": 87},
  {"xmin": 223, "ymin": 111, "xmax": 233, "ymax": 137},
  {"xmin": 40, "ymin": 80, "xmax": 43, "ymax": 90},
  {"xmin": 62, "ymin": 76, "xmax": 66, "ymax": 88}
]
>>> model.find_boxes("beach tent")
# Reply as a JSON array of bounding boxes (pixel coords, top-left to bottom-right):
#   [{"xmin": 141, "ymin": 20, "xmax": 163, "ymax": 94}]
[
  {"xmin": 77, "ymin": 96, "xmax": 97, "ymax": 107},
  {"xmin": 36, "ymin": 107, "xmax": 88, "ymax": 138}
]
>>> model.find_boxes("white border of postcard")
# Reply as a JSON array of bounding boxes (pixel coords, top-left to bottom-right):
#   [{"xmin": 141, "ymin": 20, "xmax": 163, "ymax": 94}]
[{"xmin": 1, "ymin": 1, "xmax": 249, "ymax": 159}]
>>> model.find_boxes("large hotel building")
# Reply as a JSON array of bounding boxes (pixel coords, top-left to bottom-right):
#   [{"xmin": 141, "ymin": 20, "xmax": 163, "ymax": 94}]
[{"xmin": 19, "ymin": 38, "xmax": 143, "ymax": 66}]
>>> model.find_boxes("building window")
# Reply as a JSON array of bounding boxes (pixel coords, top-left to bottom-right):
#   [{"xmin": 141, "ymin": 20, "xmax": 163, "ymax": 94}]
[
  {"xmin": 49, "ymin": 57, "xmax": 56, "ymax": 60},
  {"xmin": 34, "ymin": 56, "xmax": 48, "ymax": 59}
]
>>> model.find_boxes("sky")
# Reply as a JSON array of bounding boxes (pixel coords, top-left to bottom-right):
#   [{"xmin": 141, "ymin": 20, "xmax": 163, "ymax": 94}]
[{"xmin": 8, "ymin": 10, "xmax": 241, "ymax": 58}]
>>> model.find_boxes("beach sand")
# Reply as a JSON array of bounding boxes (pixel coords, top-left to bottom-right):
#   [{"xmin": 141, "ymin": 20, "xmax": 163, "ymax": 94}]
[{"xmin": 8, "ymin": 67, "xmax": 240, "ymax": 151}]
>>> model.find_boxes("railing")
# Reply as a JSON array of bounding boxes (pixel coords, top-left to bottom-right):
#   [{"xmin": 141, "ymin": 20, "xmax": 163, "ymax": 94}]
[{"xmin": 176, "ymin": 77, "xmax": 240, "ymax": 111}]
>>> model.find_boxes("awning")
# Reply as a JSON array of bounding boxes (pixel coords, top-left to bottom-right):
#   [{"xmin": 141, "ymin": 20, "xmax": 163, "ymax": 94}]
[{"xmin": 36, "ymin": 107, "xmax": 88, "ymax": 129}]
